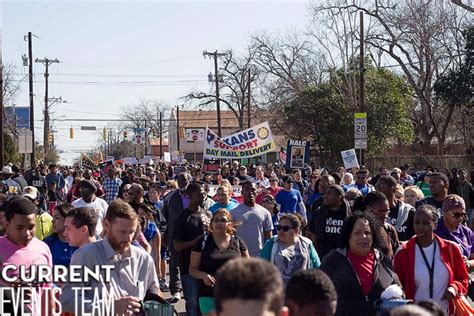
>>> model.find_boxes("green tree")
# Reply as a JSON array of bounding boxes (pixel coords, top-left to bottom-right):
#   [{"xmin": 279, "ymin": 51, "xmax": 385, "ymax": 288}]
[
  {"xmin": 434, "ymin": 26, "xmax": 473, "ymax": 152},
  {"xmin": 3, "ymin": 133, "xmax": 19, "ymax": 164},
  {"xmin": 283, "ymin": 65, "xmax": 413, "ymax": 166},
  {"xmin": 34, "ymin": 143, "xmax": 60, "ymax": 164},
  {"xmin": 434, "ymin": 27, "xmax": 472, "ymax": 107}
]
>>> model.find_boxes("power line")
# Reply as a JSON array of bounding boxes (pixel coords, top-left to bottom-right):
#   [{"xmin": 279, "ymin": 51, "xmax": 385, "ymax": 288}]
[
  {"xmin": 12, "ymin": 79, "xmax": 208, "ymax": 86},
  {"xmin": 34, "ymin": 117, "xmax": 232, "ymax": 123},
  {"xmin": 14, "ymin": 72, "xmax": 205, "ymax": 78}
]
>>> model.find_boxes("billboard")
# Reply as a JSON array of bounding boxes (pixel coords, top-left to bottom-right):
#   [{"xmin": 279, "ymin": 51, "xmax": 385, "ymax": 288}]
[{"xmin": 5, "ymin": 106, "xmax": 30, "ymax": 129}]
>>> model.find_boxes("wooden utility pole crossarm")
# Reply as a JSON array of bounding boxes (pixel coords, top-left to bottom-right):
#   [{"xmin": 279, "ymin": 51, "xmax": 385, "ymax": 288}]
[{"xmin": 203, "ymin": 50, "xmax": 227, "ymax": 137}]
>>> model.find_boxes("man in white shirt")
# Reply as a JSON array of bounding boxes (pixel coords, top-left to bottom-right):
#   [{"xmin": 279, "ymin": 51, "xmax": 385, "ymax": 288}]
[
  {"xmin": 72, "ymin": 179, "xmax": 108, "ymax": 236},
  {"xmin": 61, "ymin": 199, "xmax": 161, "ymax": 315},
  {"xmin": 231, "ymin": 182, "xmax": 273, "ymax": 256},
  {"xmin": 254, "ymin": 166, "xmax": 270, "ymax": 188}
]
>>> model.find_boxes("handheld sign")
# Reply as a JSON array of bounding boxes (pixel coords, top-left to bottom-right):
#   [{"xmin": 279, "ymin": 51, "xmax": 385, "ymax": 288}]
[{"xmin": 341, "ymin": 149, "xmax": 360, "ymax": 170}]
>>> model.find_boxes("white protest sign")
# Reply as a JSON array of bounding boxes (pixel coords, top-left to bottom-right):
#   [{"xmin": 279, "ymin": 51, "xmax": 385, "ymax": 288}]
[
  {"xmin": 232, "ymin": 186, "xmax": 242, "ymax": 196},
  {"xmin": 164, "ymin": 152, "xmax": 171, "ymax": 163},
  {"xmin": 341, "ymin": 149, "xmax": 360, "ymax": 170},
  {"xmin": 208, "ymin": 185, "xmax": 219, "ymax": 197},
  {"xmin": 123, "ymin": 157, "xmax": 139, "ymax": 165}
]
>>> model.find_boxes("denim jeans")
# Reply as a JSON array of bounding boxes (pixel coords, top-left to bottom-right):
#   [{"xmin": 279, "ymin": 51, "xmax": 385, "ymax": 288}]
[
  {"xmin": 181, "ymin": 274, "xmax": 201, "ymax": 316},
  {"xmin": 169, "ymin": 245, "xmax": 182, "ymax": 294}
]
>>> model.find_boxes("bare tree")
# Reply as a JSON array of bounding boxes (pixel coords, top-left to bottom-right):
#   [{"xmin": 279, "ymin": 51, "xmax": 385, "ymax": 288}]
[
  {"xmin": 2, "ymin": 65, "xmax": 24, "ymax": 135},
  {"xmin": 313, "ymin": 0, "xmax": 470, "ymax": 145},
  {"xmin": 248, "ymin": 32, "xmax": 327, "ymax": 135},
  {"xmin": 120, "ymin": 99, "xmax": 169, "ymax": 137},
  {"xmin": 184, "ymin": 50, "xmax": 258, "ymax": 129},
  {"xmin": 451, "ymin": 0, "xmax": 474, "ymax": 12}
]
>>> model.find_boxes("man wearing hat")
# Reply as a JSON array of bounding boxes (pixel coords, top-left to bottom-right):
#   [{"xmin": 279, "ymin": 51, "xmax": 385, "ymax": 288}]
[
  {"xmin": 1, "ymin": 165, "xmax": 22, "ymax": 195},
  {"xmin": 72, "ymin": 179, "xmax": 108, "ymax": 236},
  {"xmin": 139, "ymin": 175, "xmax": 151, "ymax": 196},
  {"xmin": 23, "ymin": 186, "xmax": 54, "ymax": 240}
]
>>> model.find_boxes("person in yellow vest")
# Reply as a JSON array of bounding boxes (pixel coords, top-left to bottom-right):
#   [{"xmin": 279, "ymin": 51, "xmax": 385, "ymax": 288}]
[{"xmin": 23, "ymin": 186, "xmax": 54, "ymax": 240}]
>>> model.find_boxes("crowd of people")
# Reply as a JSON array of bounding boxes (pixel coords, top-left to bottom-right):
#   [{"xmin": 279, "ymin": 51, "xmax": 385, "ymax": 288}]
[{"xmin": 0, "ymin": 159, "xmax": 473, "ymax": 316}]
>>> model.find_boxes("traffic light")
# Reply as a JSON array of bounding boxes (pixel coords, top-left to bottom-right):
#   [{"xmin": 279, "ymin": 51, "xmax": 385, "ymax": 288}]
[
  {"xmin": 48, "ymin": 131, "xmax": 53, "ymax": 144},
  {"xmin": 103, "ymin": 128, "xmax": 108, "ymax": 140},
  {"xmin": 152, "ymin": 129, "xmax": 157, "ymax": 138},
  {"xmin": 69, "ymin": 127, "xmax": 74, "ymax": 139},
  {"xmin": 123, "ymin": 131, "xmax": 128, "ymax": 140}
]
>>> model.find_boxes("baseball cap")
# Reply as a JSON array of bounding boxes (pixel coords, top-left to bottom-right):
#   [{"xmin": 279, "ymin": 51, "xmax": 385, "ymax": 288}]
[
  {"xmin": 23, "ymin": 186, "xmax": 39, "ymax": 200},
  {"xmin": 442, "ymin": 194, "xmax": 466, "ymax": 213}
]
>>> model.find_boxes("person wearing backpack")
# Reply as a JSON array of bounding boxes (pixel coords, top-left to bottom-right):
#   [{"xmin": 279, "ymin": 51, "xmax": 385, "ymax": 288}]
[{"xmin": 189, "ymin": 208, "xmax": 249, "ymax": 316}]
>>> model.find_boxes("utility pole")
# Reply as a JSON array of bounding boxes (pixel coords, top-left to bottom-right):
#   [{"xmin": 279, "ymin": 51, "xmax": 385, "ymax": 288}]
[
  {"xmin": 247, "ymin": 68, "xmax": 251, "ymax": 129},
  {"xmin": 176, "ymin": 106, "xmax": 180, "ymax": 152},
  {"xmin": 359, "ymin": 11, "xmax": 365, "ymax": 166},
  {"xmin": 203, "ymin": 50, "xmax": 227, "ymax": 137},
  {"xmin": 144, "ymin": 120, "xmax": 147, "ymax": 156},
  {"xmin": 35, "ymin": 57, "xmax": 60, "ymax": 162},
  {"xmin": 26, "ymin": 32, "xmax": 36, "ymax": 165},
  {"xmin": 159, "ymin": 111, "xmax": 163, "ymax": 160}
]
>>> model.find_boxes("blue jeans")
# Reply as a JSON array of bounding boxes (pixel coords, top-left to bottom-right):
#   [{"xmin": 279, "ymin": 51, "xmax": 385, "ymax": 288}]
[{"xmin": 181, "ymin": 274, "xmax": 200, "ymax": 316}]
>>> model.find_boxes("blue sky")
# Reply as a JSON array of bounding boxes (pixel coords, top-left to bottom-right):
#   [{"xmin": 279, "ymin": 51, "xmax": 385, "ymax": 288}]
[{"xmin": 3, "ymin": 0, "xmax": 309, "ymax": 164}]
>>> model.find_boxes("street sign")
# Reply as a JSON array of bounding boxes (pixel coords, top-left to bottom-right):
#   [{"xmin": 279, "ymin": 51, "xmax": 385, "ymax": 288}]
[
  {"xmin": 135, "ymin": 134, "xmax": 143, "ymax": 144},
  {"xmin": 355, "ymin": 138, "xmax": 367, "ymax": 150},
  {"xmin": 186, "ymin": 128, "xmax": 204, "ymax": 142},
  {"xmin": 81, "ymin": 126, "xmax": 97, "ymax": 131},
  {"xmin": 134, "ymin": 128, "xmax": 145, "ymax": 145},
  {"xmin": 17, "ymin": 129, "xmax": 33, "ymax": 154},
  {"xmin": 354, "ymin": 112, "xmax": 367, "ymax": 149}
]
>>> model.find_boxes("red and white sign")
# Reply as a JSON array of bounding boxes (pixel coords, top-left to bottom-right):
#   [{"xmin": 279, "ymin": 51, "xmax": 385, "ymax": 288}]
[
  {"xmin": 135, "ymin": 134, "xmax": 143, "ymax": 144},
  {"xmin": 186, "ymin": 128, "xmax": 205, "ymax": 142}
]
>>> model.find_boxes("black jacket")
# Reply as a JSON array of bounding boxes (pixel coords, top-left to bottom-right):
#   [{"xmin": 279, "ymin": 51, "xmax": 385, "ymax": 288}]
[
  {"xmin": 310, "ymin": 200, "xmax": 351, "ymax": 258},
  {"xmin": 320, "ymin": 248, "xmax": 401, "ymax": 316}
]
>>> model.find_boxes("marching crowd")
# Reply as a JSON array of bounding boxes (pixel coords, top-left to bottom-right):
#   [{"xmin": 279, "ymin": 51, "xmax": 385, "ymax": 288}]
[{"xmin": 0, "ymin": 160, "xmax": 473, "ymax": 316}]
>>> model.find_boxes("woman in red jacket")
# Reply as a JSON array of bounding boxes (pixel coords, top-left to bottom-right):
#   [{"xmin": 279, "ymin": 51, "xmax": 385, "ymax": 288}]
[{"xmin": 394, "ymin": 204, "xmax": 468, "ymax": 314}]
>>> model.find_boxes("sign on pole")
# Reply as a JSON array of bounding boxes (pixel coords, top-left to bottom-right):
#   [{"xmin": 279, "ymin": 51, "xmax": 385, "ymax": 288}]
[
  {"xmin": 285, "ymin": 140, "xmax": 310, "ymax": 170},
  {"xmin": 134, "ymin": 128, "xmax": 145, "ymax": 145},
  {"xmin": 17, "ymin": 129, "xmax": 33, "ymax": 154},
  {"xmin": 354, "ymin": 112, "xmax": 367, "ymax": 149},
  {"xmin": 186, "ymin": 128, "xmax": 205, "ymax": 142}
]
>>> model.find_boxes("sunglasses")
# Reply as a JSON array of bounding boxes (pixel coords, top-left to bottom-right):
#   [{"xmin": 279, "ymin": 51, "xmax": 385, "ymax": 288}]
[
  {"xmin": 449, "ymin": 211, "xmax": 467, "ymax": 219},
  {"xmin": 166, "ymin": 186, "xmax": 174, "ymax": 189},
  {"xmin": 123, "ymin": 190, "xmax": 129, "ymax": 193},
  {"xmin": 262, "ymin": 199, "xmax": 274, "ymax": 204},
  {"xmin": 276, "ymin": 225, "xmax": 294, "ymax": 232},
  {"xmin": 270, "ymin": 179, "xmax": 278, "ymax": 182}
]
